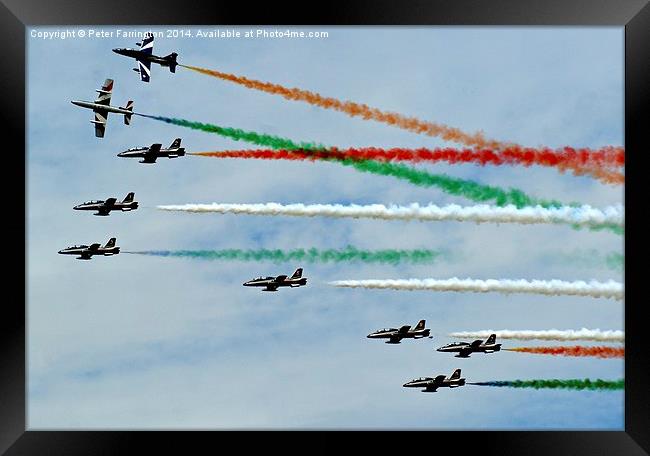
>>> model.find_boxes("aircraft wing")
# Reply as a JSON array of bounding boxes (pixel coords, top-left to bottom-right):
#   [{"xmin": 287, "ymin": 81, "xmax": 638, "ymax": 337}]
[
  {"xmin": 92, "ymin": 109, "xmax": 108, "ymax": 138},
  {"xmin": 94, "ymin": 123, "xmax": 106, "ymax": 138},
  {"xmin": 137, "ymin": 59, "xmax": 152, "ymax": 82},
  {"xmin": 458, "ymin": 347, "xmax": 473, "ymax": 358},
  {"xmin": 424, "ymin": 385, "xmax": 439, "ymax": 392},
  {"xmin": 139, "ymin": 143, "xmax": 162, "ymax": 162},
  {"xmin": 139, "ymin": 33, "xmax": 154, "ymax": 54},
  {"xmin": 263, "ymin": 284, "xmax": 279, "ymax": 292},
  {"xmin": 387, "ymin": 335, "xmax": 402, "ymax": 344},
  {"xmin": 398, "ymin": 325, "xmax": 411, "ymax": 334},
  {"xmin": 148, "ymin": 143, "xmax": 162, "ymax": 154},
  {"xmin": 94, "ymin": 79, "xmax": 113, "ymax": 105},
  {"xmin": 79, "ymin": 252, "xmax": 92, "ymax": 260}
]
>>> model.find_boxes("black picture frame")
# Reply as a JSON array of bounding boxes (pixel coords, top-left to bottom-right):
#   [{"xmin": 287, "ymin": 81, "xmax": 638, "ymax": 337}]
[{"xmin": 2, "ymin": 0, "xmax": 647, "ymax": 453}]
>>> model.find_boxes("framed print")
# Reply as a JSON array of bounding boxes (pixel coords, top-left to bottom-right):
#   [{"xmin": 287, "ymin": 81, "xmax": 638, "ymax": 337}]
[{"xmin": 2, "ymin": 0, "xmax": 648, "ymax": 453}]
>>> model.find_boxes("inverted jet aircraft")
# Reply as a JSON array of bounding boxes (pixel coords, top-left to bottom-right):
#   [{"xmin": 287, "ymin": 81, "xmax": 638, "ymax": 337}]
[
  {"xmin": 403, "ymin": 369, "xmax": 466, "ymax": 393},
  {"xmin": 58, "ymin": 238, "xmax": 120, "ymax": 260},
  {"xmin": 117, "ymin": 138, "xmax": 185, "ymax": 164},
  {"xmin": 367, "ymin": 320, "xmax": 431, "ymax": 344},
  {"xmin": 73, "ymin": 193, "xmax": 138, "ymax": 216},
  {"xmin": 436, "ymin": 334, "xmax": 502, "ymax": 358},
  {"xmin": 243, "ymin": 268, "xmax": 307, "ymax": 292},
  {"xmin": 113, "ymin": 32, "xmax": 178, "ymax": 82},
  {"xmin": 71, "ymin": 79, "xmax": 134, "ymax": 138}
]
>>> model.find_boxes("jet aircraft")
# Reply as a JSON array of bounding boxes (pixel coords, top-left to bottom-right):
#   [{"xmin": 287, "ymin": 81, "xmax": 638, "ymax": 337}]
[
  {"xmin": 73, "ymin": 193, "xmax": 138, "ymax": 216},
  {"xmin": 71, "ymin": 79, "xmax": 133, "ymax": 138},
  {"xmin": 367, "ymin": 320, "xmax": 431, "ymax": 344},
  {"xmin": 58, "ymin": 238, "xmax": 120, "ymax": 260},
  {"xmin": 113, "ymin": 32, "xmax": 178, "ymax": 82},
  {"xmin": 117, "ymin": 138, "xmax": 185, "ymax": 164},
  {"xmin": 436, "ymin": 334, "xmax": 502, "ymax": 358},
  {"xmin": 243, "ymin": 268, "xmax": 307, "ymax": 292},
  {"xmin": 403, "ymin": 369, "xmax": 466, "ymax": 393}
]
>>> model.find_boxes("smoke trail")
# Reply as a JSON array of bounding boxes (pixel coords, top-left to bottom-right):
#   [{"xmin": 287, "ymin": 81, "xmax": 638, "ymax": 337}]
[
  {"xmin": 448, "ymin": 329, "xmax": 624, "ymax": 342},
  {"xmin": 606, "ymin": 252, "xmax": 625, "ymax": 271},
  {"xmin": 193, "ymin": 150, "xmax": 567, "ymax": 208},
  {"xmin": 507, "ymin": 346, "xmax": 624, "ymax": 358},
  {"xmin": 149, "ymin": 117, "xmax": 555, "ymax": 209},
  {"xmin": 543, "ymin": 249, "xmax": 624, "ymax": 271},
  {"xmin": 180, "ymin": 65, "xmax": 514, "ymax": 149},
  {"xmin": 198, "ymin": 147, "xmax": 625, "ymax": 184},
  {"xmin": 136, "ymin": 114, "xmax": 322, "ymax": 150},
  {"xmin": 144, "ymin": 116, "xmax": 622, "ymax": 234},
  {"xmin": 127, "ymin": 246, "xmax": 450, "ymax": 265},
  {"xmin": 469, "ymin": 379, "xmax": 624, "ymax": 391},
  {"xmin": 156, "ymin": 202, "xmax": 623, "ymax": 229},
  {"xmin": 329, "ymin": 278, "xmax": 623, "ymax": 300}
]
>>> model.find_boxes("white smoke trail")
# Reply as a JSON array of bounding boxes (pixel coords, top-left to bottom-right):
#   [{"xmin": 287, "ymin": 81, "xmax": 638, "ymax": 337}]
[
  {"xmin": 328, "ymin": 278, "xmax": 623, "ymax": 300},
  {"xmin": 449, "ymin": 328, "xmax": 624, "ymax": 342},
  {"xmin": 157, "ymin": 202, "xmax": 623, "ymax": 228}
]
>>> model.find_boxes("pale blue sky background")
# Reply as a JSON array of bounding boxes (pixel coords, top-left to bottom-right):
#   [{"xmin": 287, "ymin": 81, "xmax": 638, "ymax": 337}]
[{"xmin": 27, "ymin": 26, "xmax": 623, "ymax": 429}]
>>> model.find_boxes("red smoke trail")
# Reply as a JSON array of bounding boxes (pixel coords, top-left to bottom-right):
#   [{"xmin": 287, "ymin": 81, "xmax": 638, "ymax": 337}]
[
  {"xmin": 507, "ymin": 346, "xmax": 624, "ymax": 358},
  {"xmin": 192, "ymin": 145, "xmax": 625, "ymax": 184}
]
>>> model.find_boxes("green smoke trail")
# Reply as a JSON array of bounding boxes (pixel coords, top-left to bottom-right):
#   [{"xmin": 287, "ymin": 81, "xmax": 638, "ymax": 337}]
[
  {"xmin": 140, "ymin": 114, "xmax": 621, "ymax": 233},
  {"xmin": 606, "ymin": 252, "xmax": 624, "ymax": 270},
  {"xmin": 343, "ymin": 159, "xmax": 564, "ymax": 208},
  {"xmin": 137, "ymin": 114, "xmax": 322, "ymax": 150},
  {"xmin": 544, "ymin": 249, "xmax": 624, "ymax": 271},
  {"xmin": 470, "ymin": 379, "xmax": 624, "ymax": 391},
  {"xmin": 127, "ymin": 246, "xmax": 451, "ymax": 265}
]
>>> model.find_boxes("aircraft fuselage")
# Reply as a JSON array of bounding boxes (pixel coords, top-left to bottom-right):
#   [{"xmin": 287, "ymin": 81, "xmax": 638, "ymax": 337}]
[
  {"xmin": 117, "ymin": 147, "xmax": 185, "ymax": 161},
  {"xmin": 243, "ymin": 277, "xmax": 307, "ymax": 289},
  {"xmin": 71, "ymin": 100, "xmax": 132, "ymax": 115},
  {"xmin": 73, "ymin": 202, "xmax": 139, "ymax": 215},
  {"xmin": 403, "ymin": 377, "xmax": 466, "ymax": 392},
  {"xmin": 112, "ymin": 48, "xmax": 173, "ymax": 66},
  {"xmin": 367, "ymin": 329, "xmax": 431, "ymax": 341},
  {"xmin": 58, "ymin": 246, "xmax": 120, "ymax": 259},
  {"xmin": 437, "ymin": 343, "xmax": 502, "ymax": 356}
]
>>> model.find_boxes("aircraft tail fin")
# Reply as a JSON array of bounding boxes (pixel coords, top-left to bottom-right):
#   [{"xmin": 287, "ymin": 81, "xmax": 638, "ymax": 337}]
[
  {"xmin": 291, "ymin": 268, "xmax": 303, "ymax": 279},
  {"xmin": 486, "ymin": 334, "xmax": 497, "ymax": 345},
  {"xmin": 104, "ymin": 237, "xmax": 116, "ymax": 249},
  {"xmin": 414, "ymin": 320, "xmax": 426, "ymax": 330},
  {"xmin": 169, "ymin": 138, "xmax": 182, "ymax": 149},
  {"xmin": 122, "ymin": 192, "xmax": 135, "ymax": 203},
  {"xmin": 166, "ymin": 53, "xmax": 178, "ymax": 73},
  {"xmin": 449, "ymin": 369, "xmax": 462, "ymax": 380},
  {"xmin": 123, "ymin": 100, "xmax": 134, "ymax": 125}
]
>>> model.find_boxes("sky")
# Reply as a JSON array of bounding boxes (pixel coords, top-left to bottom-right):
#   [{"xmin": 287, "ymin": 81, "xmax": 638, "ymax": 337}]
[{"xmin": 27, "ymin": 26, "xmax": 624, "ymax": 429}]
